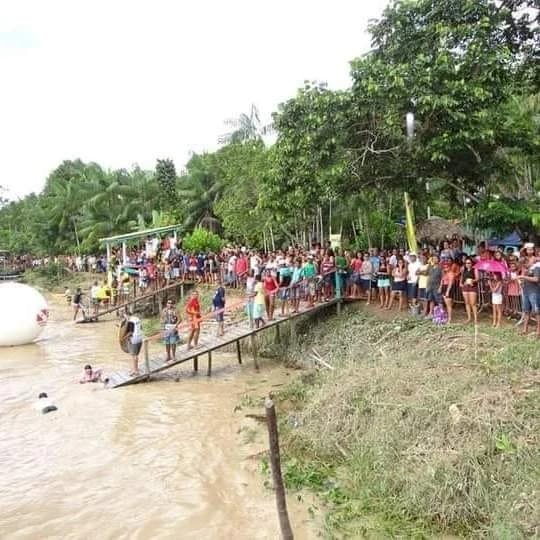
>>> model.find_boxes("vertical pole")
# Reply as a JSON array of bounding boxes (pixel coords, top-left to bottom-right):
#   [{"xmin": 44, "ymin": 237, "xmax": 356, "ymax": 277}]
[
  {"xmin": 335, "ymin": 270, "xmax": 342, "ymax": 300},
  {"xmin": 122, "ymin": 241, "xmax": 127, "ymax": 265},
  {"xmin": 144, "ymin": 340, "xmax": 150, "ymax": 377},
  {"xmin": 250, "ymin": 333, "xmax": 259, "ymax": 371},
  {"xmin": 106, "ymin": 243, "xmax": 111, "ymax": 269},
  {"xmin": 236, "ymin": 340, "xmax": 242, "ymax": 364},
  {"xmin": 207, "ymin": 351, "xmax": 212, "ymax": 376},
  {"xmin": 180, "ymin": 283, "xmax": 184, "ymax": 299},
  {"xmin": 265, "ymin": 398, "xmax": 294, "ymax": 540},
  {"xmin": 275, "ymin": 324, "xmax": 281, "ymax": 344},
  {"xmin": 337, "ymin": 300, "xmax": 342, "ymax": 316},
  {"xmin": 193, "ymin": 355, "xmax": 198, "ymax": 372}
]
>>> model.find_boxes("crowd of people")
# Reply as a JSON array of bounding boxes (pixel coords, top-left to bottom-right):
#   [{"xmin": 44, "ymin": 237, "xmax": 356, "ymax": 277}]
[{"xmin": 63, "ymin": 235, "xmax": 538, "ymax": 337}]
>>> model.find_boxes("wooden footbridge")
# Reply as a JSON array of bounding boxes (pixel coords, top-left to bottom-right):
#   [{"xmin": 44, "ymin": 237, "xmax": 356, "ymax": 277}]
[
  {"xmin": 78, "ymin": 280, "xmax": 194, "ymax": 323},
  {"xmin": 106, "ymin": 298, "xmax": 342, "ymax": 389}
]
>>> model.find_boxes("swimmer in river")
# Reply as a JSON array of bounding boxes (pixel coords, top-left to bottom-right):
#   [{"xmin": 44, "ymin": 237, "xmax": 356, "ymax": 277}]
[
  {"xmin": 33, "ymin": 392, "xmax": 57, "ymax": 414},
  {"xmin": 79, "ymin": 364, "xmax": 103, "ymax": 383}
]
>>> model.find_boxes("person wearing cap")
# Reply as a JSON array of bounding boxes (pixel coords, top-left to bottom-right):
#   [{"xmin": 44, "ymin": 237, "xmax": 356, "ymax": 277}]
[{"xmin": 519, "ymin": 243, "xmax": 540, "ymax": 337}]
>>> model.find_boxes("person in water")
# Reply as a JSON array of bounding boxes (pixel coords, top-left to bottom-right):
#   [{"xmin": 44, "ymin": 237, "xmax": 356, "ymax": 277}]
[
  {"xmin": 186, "ymin": 290, "xmax": 202, "ymax": 349},
  {"xmin": 80, "ymin": 364, "xmax": 103, "ymax": 383},
  {"xmin": 161, "ymin": 299, "xmax": 179, "ymax": 363},
  {"xmin": 33, "ymin": 392, "xmax": 57, "ymax": 414}
]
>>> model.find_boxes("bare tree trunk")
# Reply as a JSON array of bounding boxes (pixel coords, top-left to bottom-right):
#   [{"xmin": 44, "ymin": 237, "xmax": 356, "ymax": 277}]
[
  {"xmin": 319, "ymin": 206, "xmax": 324, "ymax": 244},
  {"xmin": 328, "ymin": 199, "xmax": 332, "ymax": 239},
  {"xmin": 384, "ymin": 192, "xmax": 394, "ymax": 250},
  {"xmin": 270, "ymin": 225, "xmax": 276, "ymax": 251}
]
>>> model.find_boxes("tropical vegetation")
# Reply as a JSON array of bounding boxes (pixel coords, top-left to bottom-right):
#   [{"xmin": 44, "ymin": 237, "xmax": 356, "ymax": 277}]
[{"xmin": 0, "ymin": 0, "xmax": 538, "ymax": 255}]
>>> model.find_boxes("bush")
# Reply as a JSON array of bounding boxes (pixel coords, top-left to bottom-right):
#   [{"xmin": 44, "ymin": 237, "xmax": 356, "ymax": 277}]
[{"xmin": 183, "ymin": 227, "xmax": 223, "ymax": 253}]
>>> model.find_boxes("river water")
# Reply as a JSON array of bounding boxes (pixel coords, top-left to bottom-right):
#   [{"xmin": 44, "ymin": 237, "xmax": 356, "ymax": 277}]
[{"xmin": 0, "ymin": 296, "xmax": 316, "ymax": 539}]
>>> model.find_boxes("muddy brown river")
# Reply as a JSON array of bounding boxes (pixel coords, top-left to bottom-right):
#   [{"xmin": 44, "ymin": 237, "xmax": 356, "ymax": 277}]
[{"xmin": 0, "ymin": 295, "xmax": 316, "ymax": 539}]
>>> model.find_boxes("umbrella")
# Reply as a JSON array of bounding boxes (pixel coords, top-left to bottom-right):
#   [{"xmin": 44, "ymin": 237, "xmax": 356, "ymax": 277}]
[
  {"xmin": 487, "ymin": 231, "xmax": 522, "ymax": 248},
  {"xmin": 475, "ymin": 259, "xmax": 509, "ymax": 276}
]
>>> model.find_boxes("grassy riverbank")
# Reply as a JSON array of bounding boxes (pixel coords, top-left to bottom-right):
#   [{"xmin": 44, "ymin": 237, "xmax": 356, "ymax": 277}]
[{"xmin": 273, "ymin": 308, "xmax": 539, "ymax": 538}]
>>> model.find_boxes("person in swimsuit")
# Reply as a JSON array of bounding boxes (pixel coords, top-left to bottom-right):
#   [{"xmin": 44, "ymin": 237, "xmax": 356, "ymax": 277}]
[
  {"xmin": 186, "ymin": 290, "xmax": 202, "ymax": 349},
  {"xmin": 161, "ymin": 300, "xmax": 179, "ymax": 362}
]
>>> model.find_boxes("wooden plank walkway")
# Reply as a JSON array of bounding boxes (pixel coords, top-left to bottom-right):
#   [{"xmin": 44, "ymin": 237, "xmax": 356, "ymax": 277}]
[
  {"xmin": 106, "ymin": 298, "xmax": 341, "ymax": 389},
  {"xmin": 77, "ymin": 280, "xmax": 195, "ymax": 323}
]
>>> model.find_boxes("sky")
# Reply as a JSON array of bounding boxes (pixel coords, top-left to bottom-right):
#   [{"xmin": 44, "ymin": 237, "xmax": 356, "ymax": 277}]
[{"xmin": 0, "ymin": 0, "xmax": 388, "ymax": 199}]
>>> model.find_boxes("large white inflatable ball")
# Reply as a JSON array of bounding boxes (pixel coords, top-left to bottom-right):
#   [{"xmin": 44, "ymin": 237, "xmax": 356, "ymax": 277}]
[{"xmin": 0, "ymin": 283, "xmax": 49, "ymax": 346}]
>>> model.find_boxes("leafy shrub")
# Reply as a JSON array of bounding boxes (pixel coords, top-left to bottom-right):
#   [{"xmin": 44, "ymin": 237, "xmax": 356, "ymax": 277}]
[{"xmin": 182, "ymin": 227, "xmax": 223, "ymax": 253}]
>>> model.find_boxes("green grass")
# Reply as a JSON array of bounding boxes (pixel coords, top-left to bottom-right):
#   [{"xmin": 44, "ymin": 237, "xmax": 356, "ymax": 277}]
[{"xmin": 273, "ymin": 309, "xmax": 540, "ymax": 538}]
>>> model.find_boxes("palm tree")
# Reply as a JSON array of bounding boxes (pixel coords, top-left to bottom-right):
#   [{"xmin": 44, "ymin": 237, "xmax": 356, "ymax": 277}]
[
  {"xmin": 177, "ymin": 153, "xmax": 224, "ymax": 231},
  {"xmin": 218, "ymin": 104, "xmax": 273, "ymax": 144}
]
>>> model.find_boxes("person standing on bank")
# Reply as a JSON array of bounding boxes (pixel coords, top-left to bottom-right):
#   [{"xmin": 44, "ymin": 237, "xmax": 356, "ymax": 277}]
[
  {"xmin": 124, "ymin": 313, "xmax": 143, "ymax": 376},
  {"xmin": 161, "ymin": 299, "xmax": 179, "ymax": 363},
  {"xmin": 186, "ymin": 290, "xmax": 202, "ymax": 349},
  {"xmin": 212, "ymin": 281, "xmax": 226, "ymax": 337}
]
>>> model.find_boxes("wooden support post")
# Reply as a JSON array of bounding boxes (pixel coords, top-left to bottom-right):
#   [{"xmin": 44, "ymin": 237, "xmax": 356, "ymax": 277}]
[
  {"xmin": 236, "ymin": 340, "xmax": 242, "ymax": 364},
  {"xmin": 207, "ymin": 351, "xmax": 212, "ymax": 376},
  {"xmin": 250, "ymin": 333, "xmax": 260, "ymax": 371},
  {"xmin": 180, "ymin": 283, "xmax": 184, "ymax": 299},
  {"xmin": 337, "ymin": 299, "xmax": 342, "ymax": 316},
  {"xmin": 144, "ymin": 340, "xmax": 150, "ymax": 379},
  {"xmin": 275, "ymin": 324, "xmax": 281, "ymax": 344},
  {"xmin": 193, "ymin": 356, "xmax": 198, "ymax": 372},
  {"xmin": 265, "ymin": 398, "xmax": 294, "ymax": 540}
]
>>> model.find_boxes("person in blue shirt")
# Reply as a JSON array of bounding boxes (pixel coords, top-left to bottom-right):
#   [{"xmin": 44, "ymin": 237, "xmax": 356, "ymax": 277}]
[
  {"xmin": 369, "ymin": 248, "xmax": 381, "ymax": 301},
  {"xmin": 290, "ymin": 258, "xmax": 304, "ymax": 313},
  {"xmin": 212, "ymin": 281, "xmax": 226, "ymax": 336},
  {"xmin": 197, "ymin": 253, "xmax": 206, "ymax": 282}
]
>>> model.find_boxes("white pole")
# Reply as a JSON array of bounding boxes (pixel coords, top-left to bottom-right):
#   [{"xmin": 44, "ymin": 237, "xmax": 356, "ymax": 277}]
[{"xmin": 122, "ymin": 241, "xmax": 127, "ymax": 264}]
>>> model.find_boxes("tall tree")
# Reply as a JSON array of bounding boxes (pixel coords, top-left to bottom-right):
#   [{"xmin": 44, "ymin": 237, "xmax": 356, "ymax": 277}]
[{"xmin": 155, "ymin": 158, "xmax": 177, "ymax": 211}]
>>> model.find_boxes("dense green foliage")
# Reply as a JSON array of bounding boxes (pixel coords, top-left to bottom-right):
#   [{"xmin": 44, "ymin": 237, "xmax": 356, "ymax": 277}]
[
  {"xmin": 0, "ymin": 0, "xmax": 538, "ymax": 254},
  {"xmin": 182, "ymin": 227, "xmax": 223, "ymax": 253}
]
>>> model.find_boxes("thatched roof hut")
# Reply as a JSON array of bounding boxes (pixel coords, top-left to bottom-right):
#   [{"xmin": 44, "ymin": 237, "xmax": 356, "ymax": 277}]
[{"xmin": 416, "ymin": 217, "xmax": 470, "ymax": 243}]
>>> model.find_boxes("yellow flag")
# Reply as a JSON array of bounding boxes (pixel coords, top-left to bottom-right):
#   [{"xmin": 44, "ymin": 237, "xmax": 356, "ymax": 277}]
[{"xmin": 404, "ymin": 192, "xmax": 417, "ymax": 253}]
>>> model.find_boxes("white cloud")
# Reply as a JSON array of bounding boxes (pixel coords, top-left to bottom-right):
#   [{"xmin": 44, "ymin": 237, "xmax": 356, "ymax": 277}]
[{"xmin": 0, "ymin": 0, "xmax": 388, "ymax": 199}]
